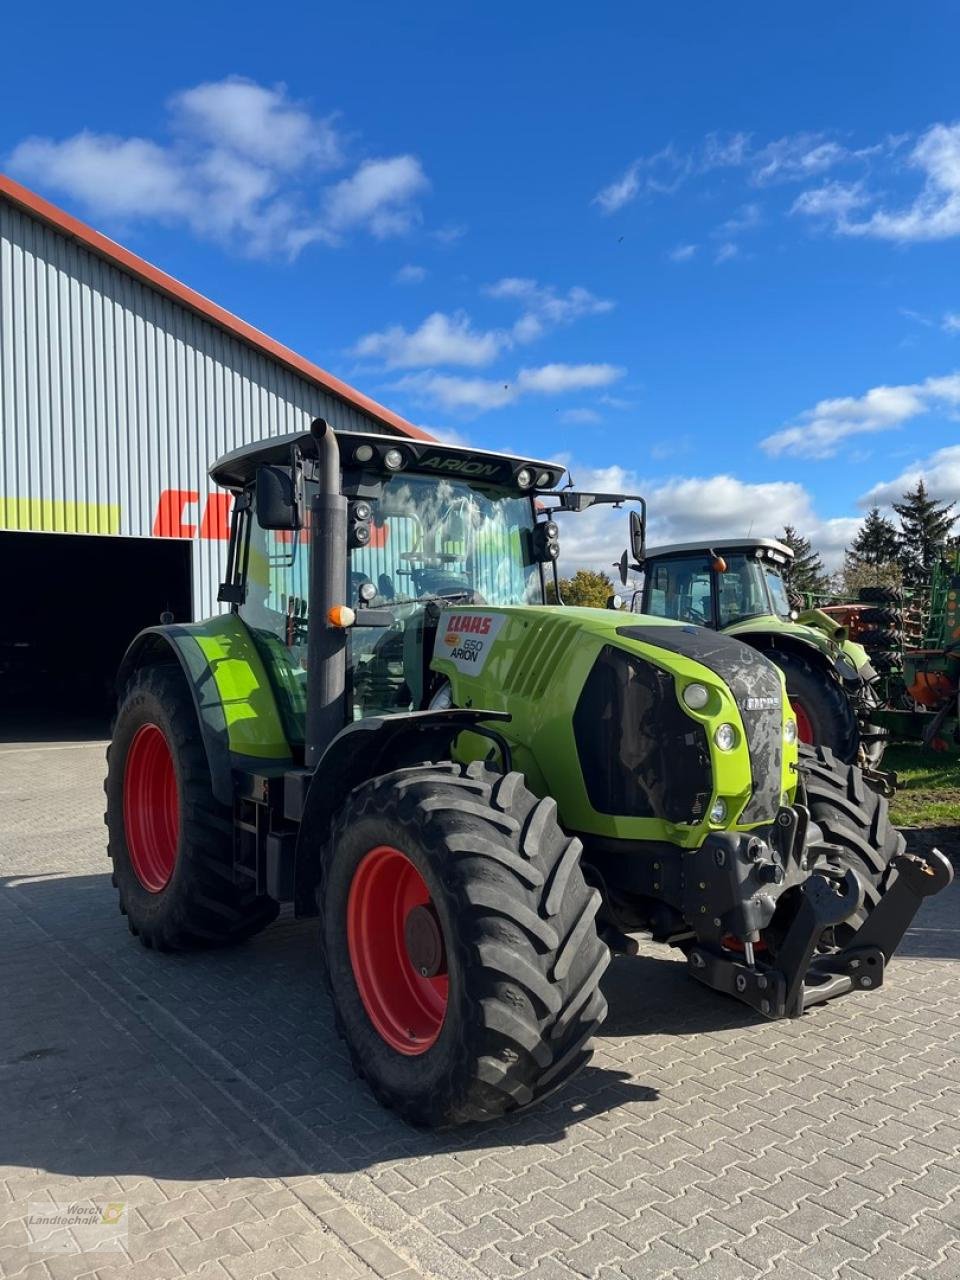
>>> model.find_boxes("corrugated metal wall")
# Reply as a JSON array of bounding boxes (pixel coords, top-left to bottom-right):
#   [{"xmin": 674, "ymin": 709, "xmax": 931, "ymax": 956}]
[{"xmin": 0, "ymin": 196, "xmax": 393, "ymax": 619}]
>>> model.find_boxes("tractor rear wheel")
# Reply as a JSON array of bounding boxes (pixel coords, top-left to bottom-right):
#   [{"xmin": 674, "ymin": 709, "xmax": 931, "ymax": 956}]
[
  {"xmin": 766, "ymin": 649, "xmax": 860, "ymax": 764},
  {"xmin": 105, "ymin": 664, "xmax": 278, "ymax": 950},
  {"xmin": 797, "ymin": 744, "xmax": 905, "ymax": 941},
  {"xmin": 319, "ymin": 761, "xmax": 609, "ymax": 1127}
]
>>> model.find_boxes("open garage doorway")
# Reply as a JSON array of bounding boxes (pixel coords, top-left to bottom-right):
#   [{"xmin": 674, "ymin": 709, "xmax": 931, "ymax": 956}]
[{"xmin": 0, "ymin": 531, "xmax": 192, "ymax": 740}]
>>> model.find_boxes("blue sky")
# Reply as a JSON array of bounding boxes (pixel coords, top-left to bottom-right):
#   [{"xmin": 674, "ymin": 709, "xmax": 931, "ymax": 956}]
[{"xmin": 3, "ymin": 2, "xmax": 960, "ymax": 569}]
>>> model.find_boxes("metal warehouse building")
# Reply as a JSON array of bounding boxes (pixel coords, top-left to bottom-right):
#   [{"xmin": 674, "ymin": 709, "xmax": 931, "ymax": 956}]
[{"xmin": 0, "ymin": 174, "xmax": 426, "ymax": 713}]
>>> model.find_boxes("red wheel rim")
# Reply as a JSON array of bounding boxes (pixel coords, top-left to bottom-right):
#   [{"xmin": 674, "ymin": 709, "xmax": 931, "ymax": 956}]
[
  {"xmin": 123, "ymin": 723, "xmax": 180, "ymax": 893},
  {"xmin": 790, "ymin": 698, "xmax": 815, "ymax": 745},
  {"xmin": 346, "ymin": 846, "xmax": 448, "ymax": 1055}
]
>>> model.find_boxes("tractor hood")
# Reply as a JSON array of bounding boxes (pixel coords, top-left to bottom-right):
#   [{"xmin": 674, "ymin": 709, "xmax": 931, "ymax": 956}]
[{"xmin": 431, "ymin": 606, "xmax": 798, "ymax": 847}]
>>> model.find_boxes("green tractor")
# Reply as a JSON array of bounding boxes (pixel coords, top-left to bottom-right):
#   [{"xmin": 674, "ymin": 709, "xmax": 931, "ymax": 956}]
[
  {"xmin": 105, "ymin": 422, "xmax": 950, "ymax": 1127},
  {"xmin": 634, "ymin": 538, "xmax": 886, "ymax": 766}
]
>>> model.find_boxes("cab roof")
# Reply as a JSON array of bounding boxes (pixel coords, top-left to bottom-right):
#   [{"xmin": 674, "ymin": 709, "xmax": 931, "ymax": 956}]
[
  {"xmin": 209, "ymin": 427, "xmax": 567, "ymax": 492},
  {"xmin": 644, "ymin": 537, "xmax": 794, "ymax": 561}
]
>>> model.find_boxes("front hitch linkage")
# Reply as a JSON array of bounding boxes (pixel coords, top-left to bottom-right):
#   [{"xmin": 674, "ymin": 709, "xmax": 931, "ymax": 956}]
[{"xmin": 687, "ymin": 846, "xmax": 953, "ymax": 1019}]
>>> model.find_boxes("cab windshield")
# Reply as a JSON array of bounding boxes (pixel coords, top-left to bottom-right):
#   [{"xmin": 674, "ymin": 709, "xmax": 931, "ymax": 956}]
[
  {"xmin": 240, "ymin": 470, "xmax": 542, "ymax": 736},
  {"xmin": 349, "ymin": 472, "xmax": 542, "ymax": 609}
]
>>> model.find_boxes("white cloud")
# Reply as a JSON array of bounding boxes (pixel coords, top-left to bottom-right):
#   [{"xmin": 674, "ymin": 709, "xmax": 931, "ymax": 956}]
[
  {"xmin": 714, "ymin": 242, "xmax": 739, "ymax": 264},
  {"xmin": 668, "ymin": 243, "xmax": 698, "ymax": 262},
  {"xmin": 944, "ymin": 312, "xmax": 960, "ymax": 333},
  {"xmin": 394, "ymin": 263, "xmax": 427, "ymax": 285},
  {"xmin": 7, "ymin": 77, "xmax": 428, "ymax": 258},
  {"xmin": 170, "ymin": 77, "xmax": 342, "ymax": 172},
  {"xmin": 394, "ymin": 362, "xmax": 623, "ymax": 414},
  {"xmin": 592, "ymin": 130, "xmax": 867, "ymax": 217},
  {"xmin": 560, "ymin": 408, "xmax": 602, "ymax": 424},
  {"xmin": 323, "ymin": 155, "xmax": 428, "ymax": 239},
  {"xmin": 352, "ymin": 311, "xmax": 503, "ymax": 369},
  {"xmin": 8, "ymin": 132, "xmax": 195, "ymax": 221},
  {"xmin": 551, "ymin": 464, "xmax": 856, "ymax": 575},
  {"xmin": 790, "ymin": 180, "xmax": 869, "ymax": 223},
  {"xmin": 714, "ymin": 202, "xmax": 762, "ymax": 237},
  {"xmin": 794, "ymin": 122, "xmax": 960, "ymax": 242},
  {"xmin": 750, "ymin": 134, "xmax": 849, "ymax": 186},
  {"xmin": 592, "ymin": 146, "xmax": 691, "ymax": 214},
  {"xmin": 355, "ymin": 277, "xmax": 614, "ymax": 373},
  {"xmin": 485, "ymin": 277, "xmax": 614, "ymax": 343},
  {"xmin": 761, "ymin": 373, "xmax": 960, "ymax": 459},
  {"xmin": 860, "ymin": 444, "xmax": 960, "ymax": 509},
  {"xmin": 901, "ymin": 307, "xmax": 934, "ymax": 327}
]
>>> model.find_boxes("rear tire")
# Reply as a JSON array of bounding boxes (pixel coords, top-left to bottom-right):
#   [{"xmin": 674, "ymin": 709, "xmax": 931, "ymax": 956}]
[
  {"xmin": 319, "ymin": 761, "xmax": 609, "ymax": 1127},
  {"xmin": 766, "ymin": 649, "xmax": 860, "ymax": 764},
  {"xmin": 797, "ymin": 744, "xmax": 905, "ymax": 940},
  {"xmin": 105, "ymin": 665, "xmax": 279, "ymax": 950}
]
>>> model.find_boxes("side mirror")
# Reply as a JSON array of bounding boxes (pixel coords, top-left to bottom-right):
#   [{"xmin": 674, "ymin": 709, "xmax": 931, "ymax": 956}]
[
  {"xmin": 255, "ymin": 465, "xmax": 302, "ymax": 531},
  {"xmin": 629, "ymin": 510, "xmax": 645, "ymax": 564},
  {"xmin": 617, "ymin": 548, "xmax": 629, "ymax": 586}
]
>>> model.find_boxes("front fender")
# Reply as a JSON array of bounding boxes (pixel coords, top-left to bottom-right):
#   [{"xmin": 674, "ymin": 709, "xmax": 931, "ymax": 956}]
[{"xmin": 293, "ymin": 708, "xmax": 510, "ymax": 915}]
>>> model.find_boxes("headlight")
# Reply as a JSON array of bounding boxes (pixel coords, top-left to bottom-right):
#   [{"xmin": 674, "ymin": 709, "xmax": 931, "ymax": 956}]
[
  {"xmin": 682, "ymin": 683, "xmax": 710, "ymax": 710},
  {"xmin": 714, "ymin": 723, "xmax": 737, "ymax": 751},
  {"xmin": 784, "ymin": 717, "xmax": 798, "ymax": 744},
  {"xmin": 384, "ymin": 448, "xmax": 405, "ymax": 470},
  {"xmin": 535, "ymin": 469, "xmax": 552, "ymax": 488},
  {"xmin": 516, "ymin": 467, "xmax": 533, "ymax": 489},
  {"xmin": 710, "ymin": 797, "xmax": 728, "ymax": 823}
]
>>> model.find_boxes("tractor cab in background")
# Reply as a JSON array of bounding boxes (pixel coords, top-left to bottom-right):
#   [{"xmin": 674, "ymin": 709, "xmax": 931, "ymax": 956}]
[{"xmin": 636, "ymin": 537, "xmax": 886, "ymax": 765}]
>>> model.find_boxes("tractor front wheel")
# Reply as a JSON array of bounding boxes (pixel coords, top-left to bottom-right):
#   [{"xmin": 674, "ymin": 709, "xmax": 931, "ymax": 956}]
[
  {"xmin": 105, "ymin": 664, "xmax": 278, "ymax": 950},
  {"xmin": 766, "ymin": 649, "xmax": 860, "ymax": 764},
  {"xmin": 319, "ymin": 762, "xmax": 609, "ymax": 1127},
  {"xmin": 797, "ymin": 744, "xmax": 905, "ymax": 941}
]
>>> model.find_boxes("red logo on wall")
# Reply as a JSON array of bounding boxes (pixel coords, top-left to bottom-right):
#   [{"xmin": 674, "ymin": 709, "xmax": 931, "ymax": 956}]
[{"xmin": 153, "ymin": 491, "xmax": 232, "ymax": 540}]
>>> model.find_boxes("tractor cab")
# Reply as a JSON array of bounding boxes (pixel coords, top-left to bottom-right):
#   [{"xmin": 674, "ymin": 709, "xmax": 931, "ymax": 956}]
[
  {"xmin": 209, "ymin": 421, "xmax": 643, "ymax": 753},
  {"xmin": 638, "ymin": 537, "xmax": 795, "ymax": 630}
]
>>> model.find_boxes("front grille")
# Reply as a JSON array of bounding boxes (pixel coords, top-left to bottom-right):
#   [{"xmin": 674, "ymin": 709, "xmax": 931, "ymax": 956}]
[
  {"xmin": 619, "ymin": 625, "xmax": 783, "ymax": 824},
  {"xmin": 573, "ymin": 645, "xmax": 711, "ymax": 823}
]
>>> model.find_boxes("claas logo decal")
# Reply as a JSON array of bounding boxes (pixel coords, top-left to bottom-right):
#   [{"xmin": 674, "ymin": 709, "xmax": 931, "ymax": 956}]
[
  {"xmin": 444, "ymin": 614, "xmax": 493, "ymax": 646},
  {"xmin": 444, "ymin": 614, "xmax": 495, "ymax": 663}
]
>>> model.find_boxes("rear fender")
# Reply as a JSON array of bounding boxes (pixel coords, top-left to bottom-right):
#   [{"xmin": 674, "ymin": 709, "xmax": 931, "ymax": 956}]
[
  {"xmin": 293, "ymin": 708, "xmax": 510, "ymax": 915},
  {"xmin": 116, "ymin": 617, "xmax": 293, "ymax": 807}
]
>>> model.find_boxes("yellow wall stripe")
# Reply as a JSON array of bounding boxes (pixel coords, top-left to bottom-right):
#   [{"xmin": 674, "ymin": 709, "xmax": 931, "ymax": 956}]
[{"xmin": 0, "ymin": 498, "xmax": 122, "ymax": 535}]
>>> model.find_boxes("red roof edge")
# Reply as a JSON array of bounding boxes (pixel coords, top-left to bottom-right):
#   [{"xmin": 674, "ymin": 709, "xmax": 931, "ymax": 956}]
[{"xmin": 0, "ymin": 173, "xmax": 432, "ymax": 442}]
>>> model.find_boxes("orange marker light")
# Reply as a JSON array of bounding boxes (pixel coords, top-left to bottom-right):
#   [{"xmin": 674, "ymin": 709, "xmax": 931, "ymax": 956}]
[{"xmin": 328, "ymin": 605, "xmax": 356, "ymax": 628}]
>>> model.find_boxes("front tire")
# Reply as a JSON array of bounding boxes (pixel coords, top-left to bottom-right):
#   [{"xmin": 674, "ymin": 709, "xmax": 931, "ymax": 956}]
[
  {"xmin": 105, "ymin": 664, "xmax": 278, "ymax": 950},
  {"xmin": 319, "ymin": 761, "xmax": 609, "ymax": 1127},
  {"xmin": 798, "ymin": 744, "xmax": 905, "ymax": 940}
]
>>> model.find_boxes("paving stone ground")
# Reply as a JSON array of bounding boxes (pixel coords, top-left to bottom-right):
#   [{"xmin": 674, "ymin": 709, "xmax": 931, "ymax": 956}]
[{"xmin": 1, "ymin": 735, "xmax": 959, "ymax": 1280}]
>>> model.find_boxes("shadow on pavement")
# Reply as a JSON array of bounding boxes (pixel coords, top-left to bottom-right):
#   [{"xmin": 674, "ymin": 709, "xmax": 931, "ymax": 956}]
[
  {"xmin": 1, "ymin": 872, "xmax": 658, "ymax": 1185},
  {"xmin": 2, "ymin": 862, "xmax": 955, "ymax": 1186}
]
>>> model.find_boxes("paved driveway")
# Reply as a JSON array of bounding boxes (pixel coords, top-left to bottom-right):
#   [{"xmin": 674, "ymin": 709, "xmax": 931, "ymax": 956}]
[{"xmin": 2, "ymin": 739, "xmax": 959, "ymax": 1280}]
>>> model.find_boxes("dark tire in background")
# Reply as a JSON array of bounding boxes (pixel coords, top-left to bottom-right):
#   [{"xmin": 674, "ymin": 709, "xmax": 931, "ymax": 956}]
[
  {"xmin": 766, "ymin": 649, "xmax": 860, "ymax": 764},
  {"xmin": 105, "ymin": 665, "xmax": 279, "ymax": 950},
  {"xmin": 859, "ymin": 627, "xmax": 903, "ymax": 650},
  {"xmin": 858, "ymin": 586, "xmax": 903, "ymax": 606},
  {"xmin": 319, "ymin": 761, "xmax": 609, "ymax": 1127},
  {"xmin": 860, "ymin": 607, "xmax": 902, "ymax": 628},
  {"xmin": 797, "ymin": 744, "xmax": 905, "ymax": 942}
]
